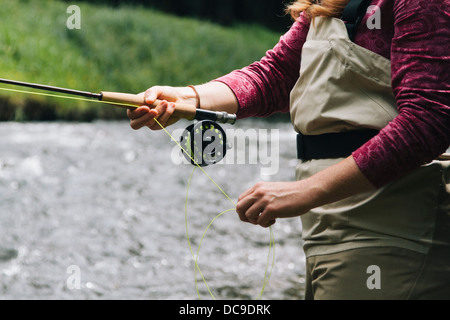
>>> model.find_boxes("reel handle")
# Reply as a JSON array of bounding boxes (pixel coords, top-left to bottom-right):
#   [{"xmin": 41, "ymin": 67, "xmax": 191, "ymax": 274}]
[{"xmin": 100, "ymin": 91, "xmax": 197, "ymax": 120}]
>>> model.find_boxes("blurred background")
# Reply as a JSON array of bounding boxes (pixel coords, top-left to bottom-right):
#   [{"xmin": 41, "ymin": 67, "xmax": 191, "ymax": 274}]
[
  {"xmin": 63, "ymin": 0, "xmax": 293, "ymax": 31},
  {"xmin": 0, "ymin": 0, "xmax": 292, "ymax": 121},
  {"xmin": 0, "ymin": 0, "xmax": 306, "ymax": 300}
]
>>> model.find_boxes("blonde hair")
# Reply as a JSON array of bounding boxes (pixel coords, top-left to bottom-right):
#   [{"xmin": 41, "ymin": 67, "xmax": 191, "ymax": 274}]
[{"xmin": 286, "ymin": 0, "xmax": 351, "ymax": 21}]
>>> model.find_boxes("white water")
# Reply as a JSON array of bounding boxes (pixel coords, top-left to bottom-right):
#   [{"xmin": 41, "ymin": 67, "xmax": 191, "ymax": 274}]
[{"xmin": 0, "ymin": 119, "xmax": 306, "ymax": 300}]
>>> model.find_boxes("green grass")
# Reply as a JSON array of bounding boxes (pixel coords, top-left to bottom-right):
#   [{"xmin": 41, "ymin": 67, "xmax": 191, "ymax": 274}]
[{"xmin": 0, "ymin": 0, "xmax": 282, "ymax": 121}]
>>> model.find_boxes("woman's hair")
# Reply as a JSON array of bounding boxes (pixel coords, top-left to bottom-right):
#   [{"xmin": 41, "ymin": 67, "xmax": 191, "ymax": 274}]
[{"xmin": 286, "ymin": 0, "xmax": 351, "ymax": 21}]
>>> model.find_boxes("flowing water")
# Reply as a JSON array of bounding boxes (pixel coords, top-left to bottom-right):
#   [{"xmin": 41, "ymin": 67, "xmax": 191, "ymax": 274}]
[{"xmin": 0, "ymin": 119, "xmax": 306, "ymax": 300}]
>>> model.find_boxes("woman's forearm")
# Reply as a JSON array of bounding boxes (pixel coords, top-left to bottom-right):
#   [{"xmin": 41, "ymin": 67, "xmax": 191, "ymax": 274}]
[
  {"xmin": 236, "ymin": 156, "xmax": 376, "ymax": 228},
  {"xmin": 193, "ymin": 82, "xmax": 239, "ymax": 115},
  {"xmin": 305, "ymin": 156, "xmax": 376, "ymax": 208}
]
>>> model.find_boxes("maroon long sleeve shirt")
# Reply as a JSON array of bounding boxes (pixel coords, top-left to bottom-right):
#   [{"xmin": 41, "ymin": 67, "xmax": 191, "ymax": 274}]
[{"xmin": 215, "ymin": 0, "xmax": 450, "ymax": 187}]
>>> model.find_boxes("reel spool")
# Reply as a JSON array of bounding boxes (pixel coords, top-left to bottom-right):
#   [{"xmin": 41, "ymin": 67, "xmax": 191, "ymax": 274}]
[{"xmin": 180, "ymin": 120, "xmax": 228, "ymax": 167}]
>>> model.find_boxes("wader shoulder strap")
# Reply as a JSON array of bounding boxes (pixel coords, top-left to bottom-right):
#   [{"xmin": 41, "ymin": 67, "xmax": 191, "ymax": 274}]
[{"xmin": 341, "ymin": 0, "xmax": 373, "ymax": 41}]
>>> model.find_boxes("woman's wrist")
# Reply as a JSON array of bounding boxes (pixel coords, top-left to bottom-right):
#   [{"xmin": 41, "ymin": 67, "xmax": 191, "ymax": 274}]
[
  {"xmin": 188, "ymin": 82, "xmax": 239, "ymax": 114},
  {"xmin": 175, "ymin": 86, "xmax": 199, "ymax": 107},
  {"xmin": 187, "ymin": 85, "xmax": 201, "ymax": 109}
]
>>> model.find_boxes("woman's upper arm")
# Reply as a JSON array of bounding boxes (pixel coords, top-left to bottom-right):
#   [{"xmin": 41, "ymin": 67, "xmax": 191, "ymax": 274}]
[
  {"xmin": 353, "ymin": 0, "xmax": 450, "ymax": 187},
  {"xmin": 215, "ymin": 12, "xmax": 310, "ymax": 119}
]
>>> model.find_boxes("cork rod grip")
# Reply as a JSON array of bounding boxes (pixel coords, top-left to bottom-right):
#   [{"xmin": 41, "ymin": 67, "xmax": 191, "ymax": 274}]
[{"xmin": 100, "ymin": 91, "xmax": 197, "ymax": 120}]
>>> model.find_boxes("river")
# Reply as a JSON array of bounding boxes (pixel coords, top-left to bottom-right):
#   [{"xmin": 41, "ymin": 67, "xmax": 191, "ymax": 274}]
[{"xmin": 0, "ymin": 119, "xmax": 306, "ymax": 300}]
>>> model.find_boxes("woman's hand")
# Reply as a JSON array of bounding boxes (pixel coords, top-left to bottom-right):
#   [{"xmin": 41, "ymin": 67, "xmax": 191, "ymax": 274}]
[
  {"xmin": 127, "ymin": 82, "xmax": 239, "ymax": 131},
  {"xmin": 127, "ymin": 86, "xmax": 197, "ymax": 131},
  {"xmin": 236, "ymin": 180, "xmax": 314, "ymax": 228},
  {"xmin": 236, "ymin": 156, "xmax": 376, "ymax": 228}
]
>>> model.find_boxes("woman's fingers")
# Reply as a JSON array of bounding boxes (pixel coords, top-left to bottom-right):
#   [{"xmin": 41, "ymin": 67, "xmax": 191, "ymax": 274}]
[
  {"xmin": 236, "ymin": 183, "xmax": 269, "ymax": 225},
  {"xmin": 236, "ymin": 181, "xmax": 309, "ymax": 228},
  {"xmin": 127, "ymin": 99, "xmax": 178, "ymax": 131},
  {"xmin": 144, "ymin": 87, "xmax": 160, "ymax": 105},
  {"xmin": 148, "ymin": 101, "xmax": 176, "ymax": 130},
  {"xmin": 128, "ymin": 106, "xmax": 158, "ymax": 130},
  {"xmin": 126, "ymin": 86, "xmax": 180, "ymax": 131},
  {"xmin": 236, "ymin": 187, "xmax": 255, "ymax": 223},
  {"xmin": 144, "ymin": 86, "xmax": 175, "ymax": 105},
  {"xmin": 236, "ymin": 193, "xmax": 277, "ymax": 228}
]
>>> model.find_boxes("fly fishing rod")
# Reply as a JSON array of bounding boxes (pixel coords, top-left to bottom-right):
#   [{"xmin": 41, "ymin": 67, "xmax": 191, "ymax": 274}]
[
  {"xmin": 0, "ymin": 78, "xmax": 236, "ymax": 124},
  {"xmin": 0, "ymin": 78, "xmax": 275, "ymax": 297},
  {"xmin": 0, "ymin": 78, "xmax": 236, "ymax": 166}
]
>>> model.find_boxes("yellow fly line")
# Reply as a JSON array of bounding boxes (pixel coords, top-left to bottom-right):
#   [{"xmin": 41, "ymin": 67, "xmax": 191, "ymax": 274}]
[{"xmin": 0, "ymin": 85, "xmax": 276, "ymax": 300}]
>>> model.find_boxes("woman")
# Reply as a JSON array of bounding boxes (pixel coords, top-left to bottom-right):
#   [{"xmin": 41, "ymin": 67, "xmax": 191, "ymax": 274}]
[{"xmin": 128, "ymin": 0, "xmax": 450, "ymax": 299}]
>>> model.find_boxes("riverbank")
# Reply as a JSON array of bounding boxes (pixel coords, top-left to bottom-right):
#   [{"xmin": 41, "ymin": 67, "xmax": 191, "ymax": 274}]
[{"xmin": 0, "ymin": 0, "xmax": 281, "ymax": 121}]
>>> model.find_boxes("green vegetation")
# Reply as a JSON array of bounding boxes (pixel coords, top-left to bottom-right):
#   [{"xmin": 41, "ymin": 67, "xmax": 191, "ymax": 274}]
[{"xmin": 0, "ymin": 0, "xmax": 281, "ymax": 121}]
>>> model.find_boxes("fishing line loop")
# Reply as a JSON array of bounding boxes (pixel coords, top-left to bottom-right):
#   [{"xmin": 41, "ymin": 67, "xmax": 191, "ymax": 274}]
[
  {"xmin": 184, "ymin": 167, "xmax": 275, "ymax": 300},
  {"xmin": 0, "ymin": 85, "xmax": 276, "ymax": 299},
  {"xmin": 158, "ymin": 117, "xmax": 275, "ymax": 300}
]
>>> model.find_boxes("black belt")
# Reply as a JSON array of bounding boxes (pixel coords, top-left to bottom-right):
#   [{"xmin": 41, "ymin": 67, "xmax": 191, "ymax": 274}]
[{"xmin": 297, "ymin": 129, "xmax": 379, "ymax": 161}]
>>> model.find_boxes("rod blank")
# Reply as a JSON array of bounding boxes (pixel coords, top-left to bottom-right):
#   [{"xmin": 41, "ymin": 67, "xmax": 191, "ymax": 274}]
[
  {"xmin": 0, "ymin": 78, "xmax": 237, "ymax": 124},
  {"xmin": 0, "ymin": 78, "xmax": 102, "ymax": 99}
]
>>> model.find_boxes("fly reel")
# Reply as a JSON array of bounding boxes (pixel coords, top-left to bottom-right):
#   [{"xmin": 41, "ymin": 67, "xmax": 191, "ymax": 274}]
[{"xmin": 180, "ymin": 120, "xmax": 229, "ymax": 167}]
